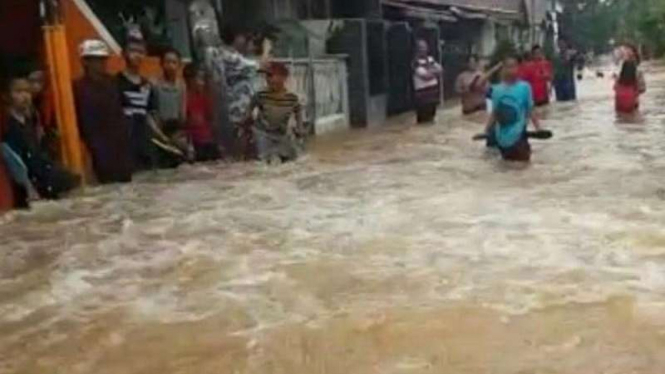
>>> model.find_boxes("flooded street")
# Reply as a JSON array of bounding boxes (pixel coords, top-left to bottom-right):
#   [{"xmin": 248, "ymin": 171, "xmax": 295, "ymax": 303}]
[{"xmin": 3, "ymin": 65, "xmax": 665, "ymax": 374}]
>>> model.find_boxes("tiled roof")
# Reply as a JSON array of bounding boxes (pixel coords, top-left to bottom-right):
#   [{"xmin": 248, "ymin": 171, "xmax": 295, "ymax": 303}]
[
  {"xmin": 438, "ymin": 0, "xmax": 522, "ymax": 13},
  {"xmin": 385, "ymin": 0, "xmax": 523, "ymax": 15}
]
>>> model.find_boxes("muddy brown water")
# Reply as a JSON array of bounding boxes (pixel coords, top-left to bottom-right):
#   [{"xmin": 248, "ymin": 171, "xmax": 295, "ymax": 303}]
[{"xmin": 2, "ymin": 65, "xmax": 665, "ymax": 373}]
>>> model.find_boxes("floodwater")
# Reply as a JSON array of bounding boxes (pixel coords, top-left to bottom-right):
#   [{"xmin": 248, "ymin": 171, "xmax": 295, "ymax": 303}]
[{"xmin": 3, "ymin": 66, "xmax": 665, "ymax": 374}]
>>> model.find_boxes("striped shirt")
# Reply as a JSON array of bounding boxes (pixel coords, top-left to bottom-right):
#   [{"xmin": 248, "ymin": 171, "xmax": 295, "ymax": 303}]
[
  {"xmin": 117, "ymin": 73, "xmax": 155, "ymax": 120},
  {"xmin": 253, "ymin": 90, "xmax": 301, "ymax": 134}
]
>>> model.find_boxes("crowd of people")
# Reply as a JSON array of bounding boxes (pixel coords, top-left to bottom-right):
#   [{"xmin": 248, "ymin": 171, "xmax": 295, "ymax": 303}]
[
  {"xmin": 0, "ymin": 29, "xmax": 305, "ymax": 213},
  {"xmin": 412, "ymin": 37, "xmax": 647, "ymax": 163},
  {"xmin": 0, "ymin": 32, "xmax": 648, "ymax": 214}
]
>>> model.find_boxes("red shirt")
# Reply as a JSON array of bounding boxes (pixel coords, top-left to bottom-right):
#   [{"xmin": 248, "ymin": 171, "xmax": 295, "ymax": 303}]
[
  {"xmin": 518, "ymin": 62, "xmax": 531, "ymax": 81},
  {"xmin": 615, "ymin": 83, "xmax": 639, "ymax": 113},
  {"xmin": 522, "ymin": 59, "xmax": 553, "ymax": 104},
  {"xmin": 186, "ymin": 91, "xmax": 214, "ymax": 145},
  {"xmin": 0, "ymin": 114, "xmax": 15, "ymax": 211}
]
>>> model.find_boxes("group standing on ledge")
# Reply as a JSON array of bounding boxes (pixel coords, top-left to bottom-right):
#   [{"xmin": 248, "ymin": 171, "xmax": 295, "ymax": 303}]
[{"xmin": 0, "ymin": 27, "xmax": 305, "ymax": 212}]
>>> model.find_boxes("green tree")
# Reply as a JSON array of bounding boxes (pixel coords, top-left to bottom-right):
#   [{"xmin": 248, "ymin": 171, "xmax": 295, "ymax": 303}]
[
  {"xmin": 559, "ymin": 0, "xmax": 623, "ymax": 53},
  {"xmin": 562, "ymin": 0, "xmax": 665, "ymax": 57},
  {"xmin": 620, "ymin": 0, "xmax": 665, "ymax": 56}
]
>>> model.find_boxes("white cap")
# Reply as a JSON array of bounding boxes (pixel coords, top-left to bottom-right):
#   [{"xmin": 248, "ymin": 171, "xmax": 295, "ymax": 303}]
[{"xmin": 79, "ymin": 39, "xmax": 110, "ymax": 58}]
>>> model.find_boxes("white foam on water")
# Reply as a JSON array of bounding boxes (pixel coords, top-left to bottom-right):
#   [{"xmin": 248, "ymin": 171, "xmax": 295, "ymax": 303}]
[{"xmin": 2, "ymin": 64, "xmax": 665, "ymax": 372}]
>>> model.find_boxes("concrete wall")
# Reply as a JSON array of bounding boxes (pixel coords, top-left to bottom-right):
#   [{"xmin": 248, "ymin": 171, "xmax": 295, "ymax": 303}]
[
  {"xmin": 165, "ymin": 0, "xmax": 192, "ymax": 59},
  {"xmin": 326, "ymin": 18, "xmax": 388, "ymax": 128},
  {"xmin": 220, "ymin": 0, "xmax": 276, "ymax": 24},
  {"xmin": 477, "ymin": 20, "xmax": 497, "ymax": 58},
  {"xmin": 327, "ymin": 19, "xmax": 369, "ymax": 127},
  {"xmin": 221, "ymin": 0, "xmax": 334, "ymax": 22},
  {"xmin": 300, "ymin": 19, "xmax": 340, "ymax": 56}
]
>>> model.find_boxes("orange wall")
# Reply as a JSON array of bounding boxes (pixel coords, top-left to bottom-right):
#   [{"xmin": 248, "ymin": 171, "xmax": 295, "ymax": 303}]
[{"xmin": 61, "ymin": 0, "xmax": 162, "ymax": 80}]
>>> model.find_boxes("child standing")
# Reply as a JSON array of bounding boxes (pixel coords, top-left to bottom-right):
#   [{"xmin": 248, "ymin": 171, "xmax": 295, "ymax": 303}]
[
  {"xmin": 614, "ymin": 60, "xmax": 646, "ymax": 114},
  {"xmin": 484, "ymin": 56, "xmax": 544, "ymax": 162},
  {"xmin": 413, "ymin": 39, "xmax": 443, "ymax": 124},
  {"xmin": 154, "ymin": 48, "xmax": 188, "ymax": 153},
  {"xmin": 117, "ymin": 37, "xmax": 170, "ymax": 171},
  {"xmin": 2, "ymin": 76, "xmax": 79, "ymax": 200},
  {"xmin": 26, "ymin": 66, "xmax": 59, "ymax": 159},
  {"xmin": 247, "ymin": 62, "xmax": 303, "ymax": 163},
  {"xmin": 184, "ymin": 63, "xmax": 220, "ymax": 162}
]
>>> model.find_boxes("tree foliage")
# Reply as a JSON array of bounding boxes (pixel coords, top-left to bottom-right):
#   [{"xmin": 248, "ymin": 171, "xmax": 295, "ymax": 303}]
[
  {"xmin": 560, "ymin": 0, "xmax": 665, "ymax": 57},
  {"xmin": 619, "ymin": 0, "xmax": 665, "ymax": 56},
  {"xmin": 558, "ymin": 0, "xmax": 623, "ymax": 53}
]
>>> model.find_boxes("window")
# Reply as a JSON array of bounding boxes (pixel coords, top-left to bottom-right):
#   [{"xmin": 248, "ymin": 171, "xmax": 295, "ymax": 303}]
[{"xmin": 86, "ymin": 0, "xmax": 192, "ymax": 58}]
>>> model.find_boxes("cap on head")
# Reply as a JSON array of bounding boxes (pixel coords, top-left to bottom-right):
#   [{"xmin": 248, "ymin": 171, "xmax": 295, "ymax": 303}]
[{"xmin": 79, "ymin": 39, "xmax": 110, "ymax": 58}]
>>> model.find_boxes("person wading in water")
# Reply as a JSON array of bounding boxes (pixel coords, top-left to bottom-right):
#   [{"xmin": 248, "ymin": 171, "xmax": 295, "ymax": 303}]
[
  {"xmin": 456, "ymin": 55, "xmax": 502, "ymax": 116},
  {"xmin": 412, "ymin": 39, "xmax": 443, "ymax": 125}
]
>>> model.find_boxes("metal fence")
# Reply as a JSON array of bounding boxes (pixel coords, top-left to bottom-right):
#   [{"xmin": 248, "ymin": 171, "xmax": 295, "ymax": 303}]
[{"xmin": 253, "ymin": 57, "xmax": 349, "ymax": 134}]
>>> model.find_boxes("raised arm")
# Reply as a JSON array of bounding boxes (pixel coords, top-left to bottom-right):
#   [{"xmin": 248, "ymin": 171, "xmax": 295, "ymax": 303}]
[{"xmin": 482, "ymin": 62, "xmax": 503, "ymax": 82}]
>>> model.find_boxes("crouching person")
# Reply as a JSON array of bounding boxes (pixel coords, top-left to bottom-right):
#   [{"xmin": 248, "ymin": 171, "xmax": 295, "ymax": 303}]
[
  {"xmin": 248, "ymin": 62, "xmax": 303, "ymax": 164},
  {"xmin": 2, "ymin": 76, "xmax": 79, "ymax": 200},
  {"xmin": 74, "ymin": 39, "xmax": 134, "ymax": 184}
]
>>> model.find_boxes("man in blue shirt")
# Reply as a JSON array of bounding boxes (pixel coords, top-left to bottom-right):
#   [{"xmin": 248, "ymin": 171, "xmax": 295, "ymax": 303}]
[{"xmin": 484, "ymin": 56, "xmax": 543, "ymax": 162}]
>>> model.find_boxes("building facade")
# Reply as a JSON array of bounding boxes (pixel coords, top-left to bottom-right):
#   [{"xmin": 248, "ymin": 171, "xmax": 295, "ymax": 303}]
[
  {"xmin": 216, "ymin": 0, "xmax": 552, "ymax": 124},
  {"xmin": 1, "ymin": 0, "xmax": 555, "ymax": 176}
]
